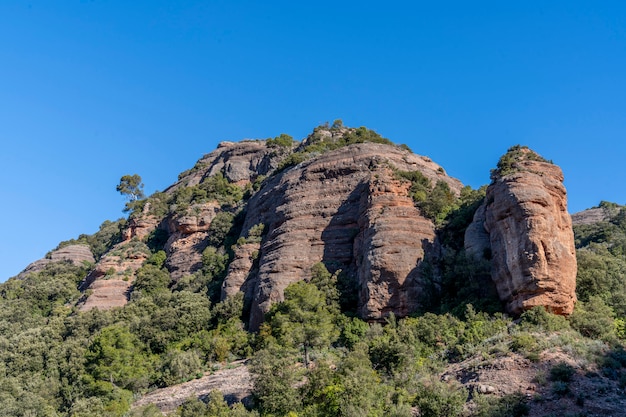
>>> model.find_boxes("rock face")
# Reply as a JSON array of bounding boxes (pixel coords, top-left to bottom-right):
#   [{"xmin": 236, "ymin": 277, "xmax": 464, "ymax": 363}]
[
  {"xmin": 165, "ymin": 202, "xmax": 221, "ymax": 281},
  {"xmin": 67, "ymin": 133, "xmax": 576, "ymax": 325},
  {"xmin": 222, "ymin": 142, "xmax": 462, "ymax": 329},
  {"xmin": 571, "ymin": 205, "xmax": 614, "ymax": 226},
  {"xmin": 18, "ymin": 244, "xmax": 95, "ymax": 278},
  {"xmin": 465, "ymin": 147, "xmax": 577, "ymax": 316},
  {"xmin": 79, "ymin": 241, "xmax": 150, "ymax": 311},
  {"xmin": 355, "ymin": 170, "xmax": 437, "ymax": 319},
  {"xmin": 173, "ymin": 140, "xmax": 278, "ymax": 189}
]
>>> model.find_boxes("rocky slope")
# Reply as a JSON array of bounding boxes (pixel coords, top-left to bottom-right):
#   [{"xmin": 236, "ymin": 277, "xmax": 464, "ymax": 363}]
[{"xmin": 465, "ymin": 146, "xmax": 577, "ymax": 315}]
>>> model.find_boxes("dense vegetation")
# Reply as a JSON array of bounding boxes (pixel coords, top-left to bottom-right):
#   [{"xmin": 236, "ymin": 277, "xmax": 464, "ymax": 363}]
[{"xmin": 2, "ymin": 129, "xmax": 626, "ymax": 416}]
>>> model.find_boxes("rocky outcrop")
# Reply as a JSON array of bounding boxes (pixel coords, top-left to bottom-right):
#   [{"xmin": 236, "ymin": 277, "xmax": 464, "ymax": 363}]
[
  {"xmin": 169, "ymin": 202, "xmax": 220, "ymax": 235},
  {"xmin": 164, "ymin": 202, "xmax": 221, "ymax": 281},
  {"xmin": 165, "ymin": 232, "xmax": 209, "ymax": 281},
  {"xmin": 465, "ymin": 147, "xmax": 577, "ymax": 316},
  {"xmin": 222, "ymin": 142, "xmax": 462, "ymax": 329},
  {"xmin": 18, "ymin": 244, "xmax": 95, "ymax": 278},
  {"xmin": 49, "ymin": 244, "xmax": 95, "ymax": 264},
  {"xmin": 221, "ymin": 242, "xmax": 260, "ymax": 300},
  {"xmin": 131, "ymin": 361, "xmax": 252, "ymax": 413},
  {"xmin": 355, "ymin": 169, "xmax": 437, "ymax": 320},
  {"xmin": 123, "ymin": 214, "xmax": 160, "ymax": 241},
  {"xmin": 571, "ymin": 205, "xmax": 615, "ymax": 226},
  {"xmin": 174, "ymin": 140, "xmax": 279, "ymax": 189},
  {"xmin": 79, "ymin": 241, "xmax": 150, "ymax": 311}
]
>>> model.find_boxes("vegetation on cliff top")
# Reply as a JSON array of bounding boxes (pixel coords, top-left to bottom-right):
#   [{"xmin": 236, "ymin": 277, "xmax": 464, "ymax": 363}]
[{"xmin": 490, "ymin": 145, "xmax": 553, "ymax": 180}]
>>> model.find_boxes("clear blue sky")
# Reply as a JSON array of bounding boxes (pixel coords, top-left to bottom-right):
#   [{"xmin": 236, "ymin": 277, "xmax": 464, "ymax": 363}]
[{"xmin": 1, "ymin": 1, "xmax": 625, "ymax": 281}]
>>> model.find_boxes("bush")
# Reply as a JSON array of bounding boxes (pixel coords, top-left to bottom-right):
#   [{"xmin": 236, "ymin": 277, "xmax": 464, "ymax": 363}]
[
  {"xmin": 266, "ymin": 133, "xmax": 294, "ymax": 148},
  {"xmin": 519, "ymin": 306, "xmax": 570, "ymax": 332},
  {"xmin": 569, "ymin": 296, "xmax": 616, "ymax": 340},
  {"xmin": 550, "ymin": 362, "xmax": 575, "ymax": 382},
  {"xmin": 159, "ymin": 349, "xmax": 203, "ymax": 386},
  {"xmin": 413, "ymin": 378, "xmax": 467, "ymax": 417},
  {"xmin": 474, "ymin": 393, "xmax": 530, "ymax": 417}
]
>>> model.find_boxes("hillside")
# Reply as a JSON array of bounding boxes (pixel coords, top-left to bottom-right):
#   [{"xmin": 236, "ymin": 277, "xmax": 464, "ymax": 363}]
[{"xmin": 1, "ymin": 124, "xmax": 625, "ymax": 417}]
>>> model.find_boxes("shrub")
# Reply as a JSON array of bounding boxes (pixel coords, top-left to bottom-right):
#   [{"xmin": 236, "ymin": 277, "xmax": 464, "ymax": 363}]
[
  {"xmin": 266, "ymin": 133, "xmax": 294, "ymax": 148},
  {"xmin": 569, "ymin": 296, "xmax": 616, "ymax": 340},
  {"xmin": 413, "ymin": 378, "xmax": 467, "ymax": 417},
  {"xmin": 474, "ymin": 392, "xmax": 530, "ymax": 417},
  {"xmin": 519, "ymin": 306, "xmax": 570, "ymax": 332},
  {"xmin": 159, "ymin": 349, "xmax": 203, "ymax": 386},
  {"xmin": 550, "ymin": 362, "xmax": 575, "ymax": 382}
]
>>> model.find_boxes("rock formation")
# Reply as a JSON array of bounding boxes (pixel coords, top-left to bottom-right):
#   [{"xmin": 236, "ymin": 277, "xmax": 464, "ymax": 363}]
[
  {"xmin": 79, "ymin": 241, "xmax": 150, "ymax": 311},
  {"xmin": 69, "ymin": 130, "xmax": 576, "ymax": 323},
  {"xmin": 465, "ymin": 146, "xmax": 577, "ymax": 315},
  {"xmin": 355, "ymin": 169, "xmax": 437, "ymax": 320},
  {"xmin": 223, "ymin": 142, "xmax": 462, "ymax": 329},
  {"xmin": 18, "ymin": 244, "xmax": 95, "ymax": 278}
]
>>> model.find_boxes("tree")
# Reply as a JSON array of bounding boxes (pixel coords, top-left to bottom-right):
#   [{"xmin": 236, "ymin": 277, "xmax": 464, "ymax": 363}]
[
  {"xmin": 266, "ymin": 281, "xmax": 339, "ymax": 367},
  {"xmin": 117, "ymin": 174, "xmax": 145, "ymax": 202}
]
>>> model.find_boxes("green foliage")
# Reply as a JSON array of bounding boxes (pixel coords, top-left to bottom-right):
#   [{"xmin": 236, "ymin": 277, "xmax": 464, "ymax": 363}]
[
  {"xmin": 159, "ymin": 349, "xmax": 203, "ymax": 386},
  {"xmin": 569, "ymin": 296, "xmax": 616, "ymax": 341},
  {"xmin": 575, "ymin": 245, "xmax": 626, "ymax": 316},
  {"xmin": 147, "ymin": 250, "xmax": 167, "ymax": 269},
  {"xmin": 128, "ymin": 404, "xmax": 164, "ymax": 417},
  {"xmin": 309, "ymin": 262, "xmax": 340, "ymax": 314},
  {"xmin": 133, "ymin": 263, "xmax": 170, "ymax": 296},
  {"xmin": 439, "ymin": 185, "xmax": 486, "ymax": 249},
  {"xmin": 86, "ymin": 325, "xmax": 155, "ymax": 391},
  {"xmin": 413, "ymin": 377, "xmax": 467, "ymax": 417},
  {"xmin": 431, "ymin": 251, "xmax": 499, "ymax": 316},
  {"xmin": 395, "ymin": 170, "xmax": 431, "ymax": 203},
  {"xmin": 510, "ymin": 333, "xmax": 539, "ymax": 357},
  {"xmin": 117, "ymin": 174, "xmax": 145, "ymax": 202},
  {"xmin": 519, "ymin": 306, "xmax": 570, "ymax": 332},
  {"xmin": 474, "ymin": 393, "xmax": 529, "ymax": 417},
  {"xmin": 276, "ymin": 151, "xmax": 309, "ymax": 171},
  {"xmin": 265, "ymin": 281, "xmax": 339, "ymax": 366},
  {"xmin": 55, "ymin": 219, "xmax": 125, "ymax": 261},
  {"xmin": 420, "ymin": 180, "xmax": 457, "ymax": 224},
  {"xmin": 305, "ymin": 125, "xmax": 392, "ymax": 154},
  {"xmin": 266, "ymin": 133, "xmax": 294, "ymax": 148},
  {"xmin": 171, "ymin": 173, "xmax": 243, "ymax": 213},
  {"xmin": 250, "ymin": 347, "xmax": 302, "ymax": 416},
  {"xmin": 276, "ymin": 125, "xmax": 394, "ymax": 173},
  {"xmin": 490, "ymin": 145, "xmax": 552, "ymax": 180},
  {"xmin": 207, "ymin": 211, "xmax": 237, "ymax": 248},
  {"xmin": 549, "ymin": 362, "xmax": 575, "ymax": 382},
  {"xmin": 1, "ymin": 261, "xmax": 86, "ymax": 318},
  {"xmin": 395, "ymin": 170, "xmax": 462, "ymax": 225}
]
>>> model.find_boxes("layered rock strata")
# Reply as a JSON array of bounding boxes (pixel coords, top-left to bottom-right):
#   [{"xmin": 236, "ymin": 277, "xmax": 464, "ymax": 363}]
[
  {"xmin": 465, "ymin": 148, "xmax": 577, "ymax": 315},
  {"xmin": 222, "ymin": 142, "xmax": 462, "ymax": 329},
  {"xmin": 18, "ymin": 244, "xmax": 95, "ymax": 278},
  {"xmin": 79, "ymin": 241, "xmax": 150, "ymax": 311},
  {"xmin": 355, "ymin": 171, "xmax": 437, "ymax": 319}
]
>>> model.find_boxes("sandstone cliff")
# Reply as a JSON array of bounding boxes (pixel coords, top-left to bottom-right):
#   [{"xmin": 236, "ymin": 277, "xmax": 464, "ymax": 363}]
[
  {"xmin": 465, "ymin": 146, "xmax": 577, "ymax": 315},
  {"xmin": 224, "ymin": 142, "xmax": 462, "ymax": 329},
  {"xmin": 78, "ymin": 240, "xmax": 150, "ymax": 311},
  {"xmin": 18, "ymin": 244, "xmax": 95, "ymax": 278},
  {"xmin": 63, "ymin": 130, "xmax": 577, "ymax": 324}
]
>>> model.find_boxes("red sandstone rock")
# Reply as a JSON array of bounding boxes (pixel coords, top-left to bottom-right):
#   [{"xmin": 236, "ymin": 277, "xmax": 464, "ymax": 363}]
[
  {"xmin": 222, "ymin": 142, "xmax": 462, "ymax": 329},
  {"xmin": 466, "ymin": 148, "xmax": 577, "ymax": 316}
]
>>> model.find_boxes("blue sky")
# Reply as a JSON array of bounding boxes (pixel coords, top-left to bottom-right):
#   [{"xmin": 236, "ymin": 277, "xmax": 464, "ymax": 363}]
[{"xmin": 1, "ymin": 1, "xmax": 625, "ymax": 281}]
